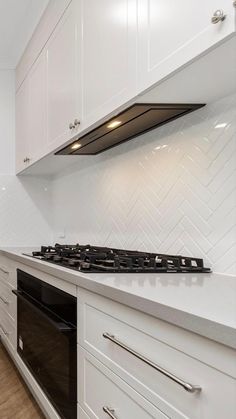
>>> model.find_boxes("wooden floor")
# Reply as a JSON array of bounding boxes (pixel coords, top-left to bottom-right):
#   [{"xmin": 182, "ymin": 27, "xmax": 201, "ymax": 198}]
[{"xmin": 0, "ymin": 343, "xmax": 45, "ymax": 419}]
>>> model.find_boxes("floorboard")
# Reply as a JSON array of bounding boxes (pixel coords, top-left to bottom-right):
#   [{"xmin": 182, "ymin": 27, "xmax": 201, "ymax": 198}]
[{"xmin": 0, "ymin": 342, "xmax": 45, "ymax": 419}]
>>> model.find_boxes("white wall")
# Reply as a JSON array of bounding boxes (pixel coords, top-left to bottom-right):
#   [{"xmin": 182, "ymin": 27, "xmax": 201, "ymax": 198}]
[
  {"xmin": 0, "ymin": 70, "xmax": 15, "ymax": 174},
  {"xmin": 0, "ymin": 70, "xmax": 53, "ymax": 246},
  {"xmin": 51, "ymin": 92, "xmax": 236, "ymax": 275}
]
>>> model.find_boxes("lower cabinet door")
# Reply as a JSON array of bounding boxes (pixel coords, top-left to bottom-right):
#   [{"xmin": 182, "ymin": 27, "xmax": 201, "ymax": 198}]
[
  {"xmin": 0, "ymin": 279, "xmax": 16, "ymax": 322},
  {"xmin": 47, "ymin": 0, "xmax": 80, "ymax": 151},
  {"xmin": 0, "ymin": 306, "xmax": 16, "ymax": 352},
  {"xmin": 78, "ymin": 347, "xmax": 168, "ymax": 419},
  {"xmin": 78, "ymin": 406, "xmax": 90, "ymax": 419}
]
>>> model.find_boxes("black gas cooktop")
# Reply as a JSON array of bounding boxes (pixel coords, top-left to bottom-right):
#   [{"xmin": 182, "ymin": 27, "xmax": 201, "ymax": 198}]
[{"xmin": 24, "ymin": 244, "xmax": 211, "ymax": 274}]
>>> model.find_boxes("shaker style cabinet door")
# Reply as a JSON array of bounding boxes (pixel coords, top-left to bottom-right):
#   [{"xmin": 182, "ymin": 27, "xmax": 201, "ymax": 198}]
[
  {"xmin": 28, "ymin": 50, "xmax": 48, "ymax": 162},
  {"xmin": 137, "ymin": 0, "xmax": 236, "ymax": 91},
  {"xmin": 15, "ymin": 79, "xmax": 30, "ymax": 173},
  {"xmin": 78, "ymin": 0, "xmax": 137, "ymax": 129},
  {"xmin": 47, "ymin": 0, "xmax": 81, "ymax": 151}
]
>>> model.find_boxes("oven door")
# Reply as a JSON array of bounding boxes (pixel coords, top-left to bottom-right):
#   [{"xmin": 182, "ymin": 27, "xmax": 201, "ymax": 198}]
[{"xmin": 14, "ymin": 288, "xmax": 77, "ymax": 419}]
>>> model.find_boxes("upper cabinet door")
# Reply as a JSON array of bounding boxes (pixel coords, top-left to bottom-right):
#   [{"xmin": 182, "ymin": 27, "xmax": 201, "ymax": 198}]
[
  {"xmin": 28, "ymin": 50, "xmax": 47, "ymax": 162},
  {"xmin": 47, "ymin": 0, "xmax": 81, "ymax": 150},
  {"xmin": 15, "ymin": 80, "xmax": 30, "ymax": 173},
  {"xmin": 79, "ymin": 0, "xmax": 137, "ymax": 128},
  {"xmin": 137, "ymin": 0, "xmax": 236, "ymax": 91}
]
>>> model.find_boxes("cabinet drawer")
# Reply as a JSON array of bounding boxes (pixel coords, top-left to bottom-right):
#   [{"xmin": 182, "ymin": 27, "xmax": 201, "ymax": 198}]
[
  {"xmin": 0, "ymin": 305, "xmax": 16, "ymax": 351},
  {"xmin": 0, "ymin": 255, "xmax": 16, "ymax": 287},
  {"xmin": 79, "ymin": 348, "xmax": 168, "ymax": 419},
  {"xmin": 0, "ymin": 261, "xmax": 11, "ymax": 282},
  {"xmin": 0, "ymin": 280, "xmax": 16, "ymax": 322},
  {"xmin": 78, "ymin": 289, "xmax": 236, "ymax": 419},
  {"xmin": 78, "ymin": 406, "xmax": 90, "ymax": 419}
]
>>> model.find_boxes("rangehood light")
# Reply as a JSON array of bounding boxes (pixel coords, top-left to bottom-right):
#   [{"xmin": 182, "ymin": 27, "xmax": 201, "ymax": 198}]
[
  {"xmin": 107, "ymin": 120, "xmax": 122, "ymax": 129},
  {"xmin": 71, "ymin": 143, "xmax": 82, "ymax": 150},
  {"xmin": 56, "ymin": 103, "xmax": 205, "ymax": 156}
]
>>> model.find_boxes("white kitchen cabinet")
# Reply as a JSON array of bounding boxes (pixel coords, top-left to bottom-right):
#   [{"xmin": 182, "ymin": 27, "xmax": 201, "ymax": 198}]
[
  {"xmin": 78, "ymin": 0, "xmax": 137, "ymax": 128},
  {"xmin": 15, "ymin": 0, "xmax": 236, "ymax": 175},
  {"xmin": 16, "ymin": 0, "xmax": 72, "ymax": 91},
  {"xmin": 15, "ymin": 79, "xmax": 30, "ymax": 173},
  {"xmin": 0, "ymin": 306, "xmax": 16, "ymax": 352},
  {"xmin": 78, "ymin": 406, "xmax": 90, "ymax": 419},
  {"xmin": 0, "ymin": 280, "xmax": 16, "ymax": 322},
  {"xmin": 0, "ymin": 256, "xmax": 17, "ymax": 353},
  {"xmin": 78, "ymin": 287, "xmax": 236, "ymax": 419},
  {"xmin": 47, "ymin": 0, "xmax": 81, "ymax": 151},
  {"xmin": 79, "ymin": 348, "xmax": 168, "ymax": 419},
  {"xmin": 16, "ymin": 51, "xmax": 48, "ymax": 172},
  {"xmin": 137, "ymin": 0, "xmax": 236, "ymax": 91},
  {"xmin": 28, "ymin": 50, "xmax": 48, "ymax": 162}
]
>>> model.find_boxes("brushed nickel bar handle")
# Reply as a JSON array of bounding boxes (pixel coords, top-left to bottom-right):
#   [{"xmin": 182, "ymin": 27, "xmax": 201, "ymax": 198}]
[
  {"xmin": 103, "ymin": 332, "xmax": 201, "ymax": 394},
  {"xmin": 0, "ymin": 295, "xmax": 9, "ymax": 305},
  {"xmin": 0, "ymin": 266, "xmax": 9, "ymax": 274},
  {"xmin": 103, "ymin": 406, "xmax": 117, "ymax": 419}
]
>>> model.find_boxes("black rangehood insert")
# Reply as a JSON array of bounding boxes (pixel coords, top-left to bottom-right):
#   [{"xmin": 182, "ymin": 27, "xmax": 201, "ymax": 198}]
[{"xmin": 56, "ymin": 103, "xmax": 205, "ymax": 156}]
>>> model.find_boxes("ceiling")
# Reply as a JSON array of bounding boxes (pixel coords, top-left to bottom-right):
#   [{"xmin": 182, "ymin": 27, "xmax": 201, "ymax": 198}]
[{"xmin": 0, "ymin": 0, "xmax": 49, "ymax": 69}]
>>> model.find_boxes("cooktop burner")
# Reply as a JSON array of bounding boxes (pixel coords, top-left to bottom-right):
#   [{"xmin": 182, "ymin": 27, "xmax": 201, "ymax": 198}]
[{"xmin": 24, "ymin": 244, "xmax": 211, "ymax": 273}]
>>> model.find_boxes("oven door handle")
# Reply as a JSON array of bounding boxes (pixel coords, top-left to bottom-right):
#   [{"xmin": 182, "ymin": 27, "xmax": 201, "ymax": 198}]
[{"xmin": 12, "ymin": 289, "xmax": 76, "ymax": 334}]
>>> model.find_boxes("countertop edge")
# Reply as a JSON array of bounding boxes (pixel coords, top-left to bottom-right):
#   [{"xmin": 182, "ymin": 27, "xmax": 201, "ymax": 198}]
[{"xmin": 1, "ymin": 248, "xmax": 236, "ymax": 350}]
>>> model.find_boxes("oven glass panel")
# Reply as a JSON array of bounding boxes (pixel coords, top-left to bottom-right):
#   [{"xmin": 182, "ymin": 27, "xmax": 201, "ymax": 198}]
[{"xmin": 16, "ymin": 270, "xmax": 77, "ymax": 419}]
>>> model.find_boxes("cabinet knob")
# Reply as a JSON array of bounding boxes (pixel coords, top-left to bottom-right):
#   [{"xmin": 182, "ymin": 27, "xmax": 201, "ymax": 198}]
[
  {"xmin": 74, "ymin": 118, "xmax": 80, "ymax": 127},
  {"xmin": 211, "ymin": 9, "xmax": 226, "ymax": 24},
  {"xmin": 23, "ymin": 157, "xmax": 30, "ymax": 163},
  {"xmin": 69, "ymin": 122, "xmax": 75, "ymax": 130}
]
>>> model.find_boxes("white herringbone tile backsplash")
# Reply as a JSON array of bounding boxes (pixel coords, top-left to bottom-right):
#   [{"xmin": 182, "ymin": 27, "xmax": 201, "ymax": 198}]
[
  {"xmin": 52, "ymin": 93, "xmax": 236, "ymax": 275},
  {"xmin": 0, "ymin": 175, "xmax": 53, "ymax": 246}
]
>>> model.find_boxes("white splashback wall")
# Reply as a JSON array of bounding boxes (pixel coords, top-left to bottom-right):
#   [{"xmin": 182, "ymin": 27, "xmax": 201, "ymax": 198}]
[
  {"xmin": 51, "ymin": 93, "xmax": 236, "ymax": 275},
  {"xmin": 0, "ymin": 175, "xmax": 52, "ymax": 246},
  {"xmin": 0, "ymin": 70, "xmax": 53, "ymax": 246}
]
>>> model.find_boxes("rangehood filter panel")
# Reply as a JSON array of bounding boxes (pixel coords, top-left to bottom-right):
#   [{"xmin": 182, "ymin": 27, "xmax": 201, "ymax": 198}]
[{"xmin": 56, "ymin": 103, "xmax": 204, "ymax": 155}]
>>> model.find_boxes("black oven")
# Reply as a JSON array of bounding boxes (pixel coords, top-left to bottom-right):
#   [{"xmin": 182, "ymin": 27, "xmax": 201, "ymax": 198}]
[{"xmin": 13, "ymin": 269, "xmax": 77, "ymax": 419}]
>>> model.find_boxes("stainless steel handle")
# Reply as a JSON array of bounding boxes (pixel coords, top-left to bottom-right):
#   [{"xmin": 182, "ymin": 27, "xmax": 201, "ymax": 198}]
[
  {"xmin": 103, "ymin": 407, "xmax": 117, "ymax": 419},
  {"xmin": 211, "ymin": 9, "xmax": 226, "ymax": 23},
  {"xmin": 0, "ymin": 266, "xmax": 9, "ymax": 274},
  {"xmin": 69, "ymin": 122, "xmax": 75, "ymax": 129},
  {"xmin": 0, "ymin": 295, "xmax": 9, "ymax": 305},
  {"xmin": 74, "ymin": 118, "xmax": 80, "ymax": 127},
  {"xmin": 103, "ymin": 333, "xmax": 201, "ymax": 394},
  {"xmin": 0, "ymin": 323, "xmax": 9, "ymax": 336}
]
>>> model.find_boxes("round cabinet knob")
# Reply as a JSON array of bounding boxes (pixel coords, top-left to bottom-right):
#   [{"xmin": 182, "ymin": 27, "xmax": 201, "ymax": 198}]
[
  {"xmin": 69, "ymin": 122, "xmax": 75, "ymax": 130},
  {"xmin": 74, "ymin": 119, "xmax": 80, "ymax": 127},
  {"xmin": 211, "ymin": 9, "xmax": 226, "ymax": 24},
  {"xmin": 23, "ymin": 157, "xmax": 30, "ymax": 163}
]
